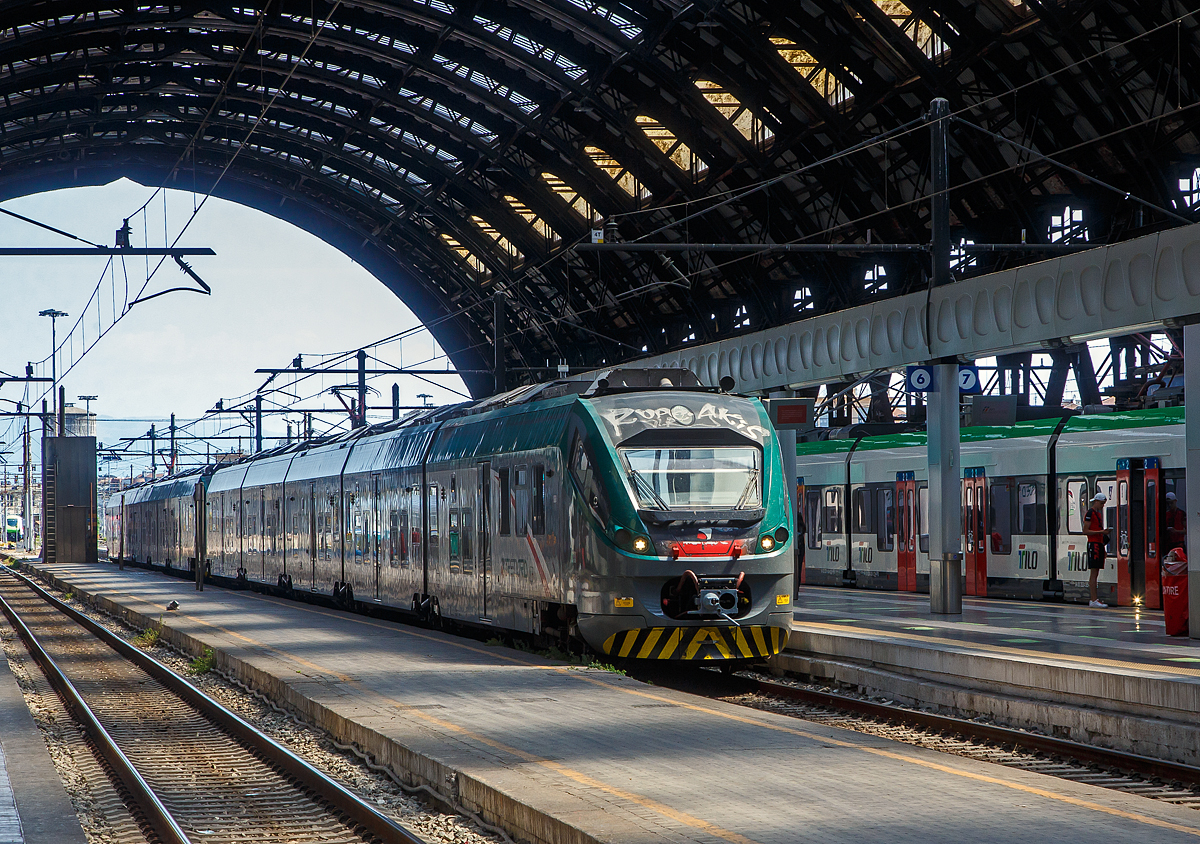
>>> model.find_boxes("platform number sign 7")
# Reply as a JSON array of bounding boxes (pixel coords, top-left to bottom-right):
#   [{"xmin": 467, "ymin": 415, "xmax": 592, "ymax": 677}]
[{"xmin": 958, "ymin": 365, "xmax": 981, "ymax": 394}]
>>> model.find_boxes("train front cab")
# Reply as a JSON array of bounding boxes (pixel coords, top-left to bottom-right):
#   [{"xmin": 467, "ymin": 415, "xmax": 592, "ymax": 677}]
[{"xmin": 576, "ymin": 392, "xmax": 794, "ymax": 661}]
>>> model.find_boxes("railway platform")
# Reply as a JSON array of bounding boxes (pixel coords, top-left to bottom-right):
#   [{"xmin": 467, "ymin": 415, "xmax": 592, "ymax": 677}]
[
  {"xmin": 783, "ymin": 586, "xmax": 1200, "ymax": 766},
  {"xmin": 0, "ymin": 600, "xmax": 88, "ymax": 844},
  {"xmin": 16, "ymin": 560, "xmax": 1200, "ymax": 844}
]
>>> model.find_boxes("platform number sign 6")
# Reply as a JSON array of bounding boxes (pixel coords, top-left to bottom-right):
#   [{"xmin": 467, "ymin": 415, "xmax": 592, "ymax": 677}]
[{"xmin": 906, "ymin": 366, "xmax": 934, "ymax": 392}]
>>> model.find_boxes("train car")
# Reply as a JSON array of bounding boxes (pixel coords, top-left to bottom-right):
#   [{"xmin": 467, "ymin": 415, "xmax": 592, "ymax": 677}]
[
  {"xmin": 108, "ymin": 371, "xmax": 794, "ymax": 661},
  {"xmin": 1053, "ymin": 407, "xmax": 1184, "ymax": 607},
  {"xmin": 795, "ymin": 407, "xmax": 1185, "ymax": 607}
]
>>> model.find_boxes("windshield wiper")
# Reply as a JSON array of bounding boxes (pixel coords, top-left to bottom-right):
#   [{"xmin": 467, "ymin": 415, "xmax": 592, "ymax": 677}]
[
  {"xmin": 733, "ymin": 468, "xmax": 760, "ymax": 510},
  {"xmin": 628, "ymin": 469, "xmax": 670, "ymax": 511}
]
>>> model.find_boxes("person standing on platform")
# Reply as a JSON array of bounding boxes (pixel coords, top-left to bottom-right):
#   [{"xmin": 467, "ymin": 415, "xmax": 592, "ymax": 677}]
[
  {"xmin": 1085, "ymin": 491, "xmax": 1108, "ymax": 608},
  {"xmin": 1165, "ymin": 491, "xmax": 1187, "ymax": 555}
]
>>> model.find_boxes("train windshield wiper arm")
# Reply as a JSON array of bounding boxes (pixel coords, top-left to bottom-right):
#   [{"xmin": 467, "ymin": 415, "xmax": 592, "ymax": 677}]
[
  {"xmin": 734, "ymin": 468, "xmax": 760, "ymax": 510},
  {"xmin": 629, "ymin": 470, "xmax": 670, "ymax": 510}
]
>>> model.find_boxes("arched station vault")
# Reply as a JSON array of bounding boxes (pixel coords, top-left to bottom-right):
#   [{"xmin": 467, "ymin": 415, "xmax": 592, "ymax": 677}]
[{"xmin": 0, "ymin": 1, "xmax": 1197, "ymax": 398}]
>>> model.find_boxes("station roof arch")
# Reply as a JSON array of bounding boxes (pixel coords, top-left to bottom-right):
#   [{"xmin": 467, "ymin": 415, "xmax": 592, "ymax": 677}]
[{"xmin": 0, "ymin": 2, "xmax": 1197, "ymax": 396}]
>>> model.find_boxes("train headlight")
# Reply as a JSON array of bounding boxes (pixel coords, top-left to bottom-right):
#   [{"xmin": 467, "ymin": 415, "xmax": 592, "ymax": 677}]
[
  {"xmin": 632, "ymin": 535, "xmax": 651, "ymax": 553},
  {"xmin": 774, "ymin": 526, "xmax": 789, "ymax": 544},
  {"xmin": 759, "ymin": 534, "xmax": 776, "ymax": 552}
]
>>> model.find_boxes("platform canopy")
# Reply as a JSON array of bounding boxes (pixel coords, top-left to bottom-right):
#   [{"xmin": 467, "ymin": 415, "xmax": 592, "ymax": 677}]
[{"xmin": 0, "ymin": 2, "xmax": 1197, "ymax": 396}]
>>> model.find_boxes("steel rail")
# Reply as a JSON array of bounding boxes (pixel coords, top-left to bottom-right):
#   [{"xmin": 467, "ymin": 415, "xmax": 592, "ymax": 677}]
[
  {"xmin": 0, "ymin": 580, "xmax": 194, "ymax": 844},
  {"xmin": 750, "ymin": 674, "xmax": 1200, "ymax": 785},
  {"xmin": 6, "ymin": 569, "xmax": 428, "ymax": 844}
]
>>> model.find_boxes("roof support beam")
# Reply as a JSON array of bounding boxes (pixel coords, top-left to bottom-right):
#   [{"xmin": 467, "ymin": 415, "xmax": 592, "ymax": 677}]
[{"xmin": 623, "ymin": 222, "xmax": 1200, "ymax": 392}]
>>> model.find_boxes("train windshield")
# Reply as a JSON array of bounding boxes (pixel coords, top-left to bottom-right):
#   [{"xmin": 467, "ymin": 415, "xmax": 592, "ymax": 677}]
[{"xmin": 619, "ymin": 447, "xmax": 762, "ymax": 510}]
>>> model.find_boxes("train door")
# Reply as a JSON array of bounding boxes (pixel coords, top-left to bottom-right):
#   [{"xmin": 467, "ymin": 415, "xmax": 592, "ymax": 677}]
[
  {"xmin": 1144, "ymin": 459, "xmax": 1162, "ymax": 608},
  {"xmin": 478, "ymin": 462, "xmax": 491, "ymax": 619},
  {"xmin": 372, "ymin": 474, "xmax": 382, "ymax": 601},
  {"xmin": 964, "ymin": 468, "xmax": 987, "ymax": 596},
  {"xmin": 309, "ymin": 483, "xmax": 318, "ymax": 589},
  {"xmin": 1115, "ymin": 459, "xmax": 1155, "ymax": 607},
  {"xmin": 896, "ymin": 473, "xmax": 916, "ymax": 591}
]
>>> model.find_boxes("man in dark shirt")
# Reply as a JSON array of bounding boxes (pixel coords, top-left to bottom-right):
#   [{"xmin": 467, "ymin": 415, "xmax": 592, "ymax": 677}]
[
  {"xmin": 1084, "ymin": 492, "xmax": 1108, "ymax": 608},
  {"xmin": 1165, "ymin": 491, "xmax": 1186, "ymax": 555}
]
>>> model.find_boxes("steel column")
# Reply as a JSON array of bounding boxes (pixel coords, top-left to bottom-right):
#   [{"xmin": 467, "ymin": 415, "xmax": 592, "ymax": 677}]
[
  {"xmin": 356, "ymin": 350, "xmax": 367, "ymax": 429},
  {"xmin": 1186, "ymin": 324, "xmax": 1200, "ymax": 638},
  {"xmin": 494, "ymin": 292, "xmax": 507, "ymax": 395},
  {"xmin": 928, "ymin": 363, "xmax": 963, "ymax": 614}
]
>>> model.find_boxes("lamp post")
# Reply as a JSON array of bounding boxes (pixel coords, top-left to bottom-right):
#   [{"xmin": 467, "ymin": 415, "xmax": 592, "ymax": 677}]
[{"xmin": 39, "ymin": 309, "xmax": 68, "ymax": 422}]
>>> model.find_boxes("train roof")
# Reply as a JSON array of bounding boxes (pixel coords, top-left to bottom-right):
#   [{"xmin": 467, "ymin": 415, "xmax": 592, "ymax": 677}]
[{"xmin": 1059, "ymin": 406, "xmax": 1183, "ymax": 433}]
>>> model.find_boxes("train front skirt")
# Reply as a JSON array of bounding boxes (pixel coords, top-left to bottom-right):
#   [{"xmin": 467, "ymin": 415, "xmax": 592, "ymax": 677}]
[{"xmin": 600, "ymin": 623, "xmax": 788, "ymax": 660}]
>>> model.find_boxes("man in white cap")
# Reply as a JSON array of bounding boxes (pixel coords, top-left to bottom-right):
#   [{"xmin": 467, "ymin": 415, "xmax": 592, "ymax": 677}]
[
  {"xmin": 1165, "ymin": 491, "xmax": 1186, "ymax": 555},
  {"xmin": 1084, "ymin": 491, "xmax": 1108, "ymax": 607}
]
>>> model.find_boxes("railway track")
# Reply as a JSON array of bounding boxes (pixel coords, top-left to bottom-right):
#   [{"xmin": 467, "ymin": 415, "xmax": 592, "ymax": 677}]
[
  {"xmin": 724, "ymin": 673, "xmax": 1200, "ymax": 807},
  {"xmin": 0, "ymin": 568, "xmax": 426, "ymax": 844}
]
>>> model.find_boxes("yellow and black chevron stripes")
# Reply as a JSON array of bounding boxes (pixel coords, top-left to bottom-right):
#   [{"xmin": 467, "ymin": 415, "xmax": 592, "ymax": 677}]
[{"xmin": 600, "ymin": 624, "xmax": 788, "ymax": 660}]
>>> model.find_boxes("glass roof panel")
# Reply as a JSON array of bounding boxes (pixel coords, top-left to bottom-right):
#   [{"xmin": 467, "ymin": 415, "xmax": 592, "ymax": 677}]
[
  {"xmin": 694, "ymin": 79, "xmax": 774, "ymax": 144},
  {"xmin": 770, "ymin": 37, "xmax": 853, "ymax": 105},
  {"xmin": 433, "ymin": 54, "xmax": 539, "ymax": 114},
  {"xmin": 540, "ymin": 172, "xmax": 595, "ymax": 221},
  {"xmin": 635, "ymin": 115, "xmax": 708, "ymax": 177},
  {"xmin": 503, "ymin": 195, "xmax": 559, "ymax": 241},
  {"xmin": 473, "ymin": 16, "xmax": 588, "ymax": 81},
  {"xmin": 873, "ymin": 1, "xmax": 949, "ymax": 59},
  {"xmin": 585, "ymin": 146, "xmax": 639, "ymax": 197},
  {"xmin": 565, "ymin": 0, "xmax": 643, "ymax": 40},
  {"xmin": 470, "ymin": 215, "xmax": 524, "ymax": 261},
  {"xmin": 439, "ymin": 233, "xmax": 490, "ymax": 277}
]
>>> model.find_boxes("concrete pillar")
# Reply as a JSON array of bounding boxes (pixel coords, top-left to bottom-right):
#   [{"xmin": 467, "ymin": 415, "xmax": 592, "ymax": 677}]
[
  {"xmin": 928, "ymin": 362, "xmax": 962, "ymax": 614},
  {"xmin": 1186, "ymin": 325, "xmax": 1200, "ymax": 637}
]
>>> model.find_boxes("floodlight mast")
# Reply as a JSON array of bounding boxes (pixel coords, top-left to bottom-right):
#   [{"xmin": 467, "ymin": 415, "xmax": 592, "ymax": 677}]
[{"xmin": 38, "ymin": 309, "xmax": 67, "ymax": 419}]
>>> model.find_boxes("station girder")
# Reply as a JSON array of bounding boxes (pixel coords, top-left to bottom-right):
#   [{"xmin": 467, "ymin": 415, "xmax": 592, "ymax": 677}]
[{"xmin": 0, "ymin": 2, "xmax": 1197, "ymax": 397}]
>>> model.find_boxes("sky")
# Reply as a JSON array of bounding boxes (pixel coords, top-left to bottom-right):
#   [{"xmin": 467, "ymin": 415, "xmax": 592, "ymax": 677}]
[{"xmin": 0, "ymin": 178, "xmax": 467, "ymax": 477}]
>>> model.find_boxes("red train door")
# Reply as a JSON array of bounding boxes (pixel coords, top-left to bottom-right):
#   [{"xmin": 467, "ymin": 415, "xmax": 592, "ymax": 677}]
[
  {"xmin": 1144, "ymin": 458, "xmax": 1162, "ymax": 609},
  {"xmin": 896, "ymin": 472, "xmax": 916, "ymax": 591},
  {"xmin": 1116, "ymin": 460, "xmax": 1132, "ymax": 607},
  {"xmin": 964, "ymin": 468, "xmax": 987, "ymax": 596}
]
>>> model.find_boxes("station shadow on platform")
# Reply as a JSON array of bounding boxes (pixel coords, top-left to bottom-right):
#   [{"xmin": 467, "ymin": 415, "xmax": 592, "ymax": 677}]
[{"xmin": 16, "ymin": 561, "xmax": 1200, "ymax": 844}]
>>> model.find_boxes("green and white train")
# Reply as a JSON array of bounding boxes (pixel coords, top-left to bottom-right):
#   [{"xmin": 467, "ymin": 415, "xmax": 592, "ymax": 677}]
[
  {"xmin": 106, "ymin": 371, "xmax": 795, "ymax": 661},
  {"xmin": 796, "ymin": 407, "xmax": 1186, "ymax": 608}
]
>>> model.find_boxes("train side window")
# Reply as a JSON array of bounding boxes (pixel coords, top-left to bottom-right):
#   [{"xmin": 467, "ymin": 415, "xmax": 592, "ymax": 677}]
[
  {"xmin": 823, "ymin": 488, "xmax": 842, "ymax": 534},
  {"xmin": 461, "ymin": 509, "xmax": 474, "ymax": 573},
  {"xmin": 499, "ymin": 468, "xmax": 511, "ymax": 535},
  {"xmin": 851, "ymin": 488, "xmax": 872, "ymax": 534},
  {"xmin": 1165, "ymin": 472, "xmax": 1186, "ymax": 514},
  {"xmin": 1118, "ymin": 480, "xmax": 1129, "ymax": 558},
  {"xmin": 399, "ymin": 510, "xmax": 410, "ymax": 564},
  {"xmin": 427, "ymin": 484, "xmax": 440, "ymax": 548},
  {"xmin": 1097, "ymin": 477, "xmax": 1118, "ymax": 556},
  {"xmin": 570, "ymin": 433, "xmax": 609, "ymax": 521},
  {"xmin": 1147, "ymin": 479, "xmax": 1157, "ymax": 547},
  {"xmin": 532, "ymin": 465, "xmax": 546, "ymax": 535},
  {"xmin": 448, "ymin": 509, "xmax": 460, "ymax": 569},
  {"xmin": 876, "ymin": 488, "xmax": 894, "ymax": 552},
  {"xmin": 989, "ymin": 478, "xmax": 1014, "ymax": 555},
  {"xmin": 1017, "ymin": 481, "xmax": 1038, "ymax": 534},
  {"xmin": 389, "ymin": 510, "xmax": 399, "ymax": 565},
  {"xmin": 918, "ymin": 485, "xmax": 929, "ymax": 554},
  {"xmin": 805, "ymin": 490, "xmax": 821, "ymax": 550},
  {"xmin": 1065, "ymin": 479, "xmax": 1087, "ymax": 533}
]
